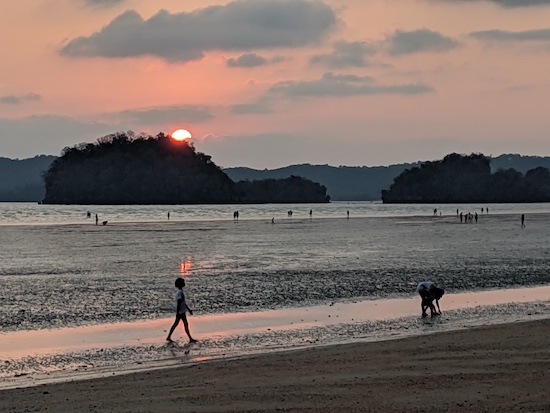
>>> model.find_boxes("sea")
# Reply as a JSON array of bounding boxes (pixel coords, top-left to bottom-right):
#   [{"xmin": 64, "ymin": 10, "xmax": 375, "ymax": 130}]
[{"xmin": 1, "ymin": 201, "xmax": 550, "ymax": 387}]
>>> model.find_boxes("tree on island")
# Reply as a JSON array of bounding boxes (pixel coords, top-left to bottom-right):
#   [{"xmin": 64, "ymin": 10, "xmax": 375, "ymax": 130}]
[
  {"xmin": 381, "ymin": 153, "xmax": 550, "ymax": 203},
  {"xmin": 42, "ymin": 132, "xmax": 329, "ymax": 205}
]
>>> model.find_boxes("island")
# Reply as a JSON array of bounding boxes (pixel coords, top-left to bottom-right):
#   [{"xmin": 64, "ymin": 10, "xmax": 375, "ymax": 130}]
[
  {"xmin": 381, "ymin": 153, "xmax": 550, "ymax": 203},
  {"xmin": 42, "ymin": 132, "xmax": 330, "ymax": 205}
]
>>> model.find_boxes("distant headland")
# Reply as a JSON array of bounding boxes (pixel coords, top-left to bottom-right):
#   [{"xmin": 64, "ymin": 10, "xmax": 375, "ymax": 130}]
[
  {"xmin": 41, "ymin": 132, "xmax": 329, "ymax": 205},
  {"xmin": 382, "ymin": 153, "xmax": 550, "ymax": 203}
]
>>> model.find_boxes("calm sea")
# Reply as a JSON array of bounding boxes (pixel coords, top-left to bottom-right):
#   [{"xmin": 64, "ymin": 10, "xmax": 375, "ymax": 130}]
[
  {"xmin": 1, "ymin": 201, "xmax": 550, "ymax": 225},
  {"xmin": 1, "ymin": 201, "xmax": 550, "ymax": 333}
]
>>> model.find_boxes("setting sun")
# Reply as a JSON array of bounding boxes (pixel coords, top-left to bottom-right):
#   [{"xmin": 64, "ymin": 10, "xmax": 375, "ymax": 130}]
[{"xmin": 171, "ymin": 129, "xmax": 192, "ymax": 141}]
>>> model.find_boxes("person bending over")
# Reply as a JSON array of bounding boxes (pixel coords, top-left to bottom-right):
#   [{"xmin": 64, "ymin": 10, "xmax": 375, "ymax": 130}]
[{"xmin": 416, "ymin": 281, "xmax": 444, "ymax": 317}]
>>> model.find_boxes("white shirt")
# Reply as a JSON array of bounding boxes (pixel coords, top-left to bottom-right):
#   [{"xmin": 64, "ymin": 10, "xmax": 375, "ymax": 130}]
[{"xmin": 175, "ymin": 289, "xmax": 188, "ymax": 314}]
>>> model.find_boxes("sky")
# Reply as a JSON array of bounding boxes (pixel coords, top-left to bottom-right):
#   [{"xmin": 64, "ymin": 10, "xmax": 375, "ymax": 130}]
[{"xmin": 2, "ymin": 0, "xmax": 550, "ymax": 169}]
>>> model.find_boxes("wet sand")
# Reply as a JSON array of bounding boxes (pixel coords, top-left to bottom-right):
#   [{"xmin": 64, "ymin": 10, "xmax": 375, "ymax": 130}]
[
  {"xmin": 2, "ymin": 286, "xmax": 549, "ymax": 386},
  {"xmin": 1, "ymin": 318, "xmax": 549, "ymax": 413}
]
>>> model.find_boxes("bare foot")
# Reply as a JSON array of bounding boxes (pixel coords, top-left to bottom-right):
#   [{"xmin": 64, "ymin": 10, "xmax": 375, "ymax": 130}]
[{"xmin": 189, "ymin": 338, "xmax": 198, "ymax": 343}]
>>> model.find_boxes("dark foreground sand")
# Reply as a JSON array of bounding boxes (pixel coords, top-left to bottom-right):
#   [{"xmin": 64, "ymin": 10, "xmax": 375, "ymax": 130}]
[{"xmin": 2, "ymin": 319, "xmax": 549, "ymax": 413}]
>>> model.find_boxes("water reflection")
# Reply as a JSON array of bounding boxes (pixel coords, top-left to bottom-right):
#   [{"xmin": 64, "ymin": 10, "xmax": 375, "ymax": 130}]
[
  {"xmin": 179, "ymin": 257, "xmax": 193, "ymax": 276},
  {"xmin": 2, "ymin": 285, "xmax": 549, "ymax": 360}
]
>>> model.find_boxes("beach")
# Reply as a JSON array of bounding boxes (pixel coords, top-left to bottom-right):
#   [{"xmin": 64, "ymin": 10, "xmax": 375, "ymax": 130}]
[
  {"xmin": 1, "ymin": 203, "xmax": 550, "ymax": 410},
  {"xmin": 1, "ymin": 318, "xmax": 549, "ymax": 412}
]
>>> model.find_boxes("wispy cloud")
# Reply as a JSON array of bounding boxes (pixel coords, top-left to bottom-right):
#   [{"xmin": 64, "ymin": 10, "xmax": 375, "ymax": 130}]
[
  {"xmin": 60, "ymin": 0, "xmax": 337, "ymax": 63},
  {"xmin": 269, "ymin": 72, "xmax": 434, "ymax": 98},
  {"xmin": 84, "ymin": 0, "xmax": 125, "ymax": 8},
  {"xmin": 103, "ymin": 105, "xmax": 214, "ymax": 125},
  {"xmin": 437, "ymin": 0, "xmax": 550, "ymax": 7},
  {"xmin": 0, "ymin": 93, "xmax": 41, "ymax": 105},
  {"xmin": 470, "ymin": 28, "xmax": 550, "ymax": 42},
  {"xmin": 385, "ymin": 29, "xmax": 460, "ymax": 56},
  {"xmin": 226, "ymin": 53, "xmax": 268, "ymax": 68},
  {"xmin": 310, "ymin": 41, "xmax": 376, "ymax": 68}
]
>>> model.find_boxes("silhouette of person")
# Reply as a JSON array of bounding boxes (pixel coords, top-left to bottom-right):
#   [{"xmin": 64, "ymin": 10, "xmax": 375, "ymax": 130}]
[
  {"xmin": 459, "ymin": 212, "xmax": 463, "ymax": 223},
  {"xmin": 271, "ymin": 217, "xmax": 275, "ymax": 224},
  {"xmin": 521, "ymin": 214, "xmax": 525, "ymax": 228},
  {"xmin": 87, "ymin": 211, "xmax": 91, "ymax": 218},
  {"xmin": 309, "ymin": 209, "xmax": 313, "ymax": 217},
  {"xmin": 95, "ymin": 214, "xmax": 98, "ymax": 225},
  {"xmin": 166, "ymin": 278, "xmax": 196, "ymax": 343},
  {"xmin": 346, "ymin": 210, "xmax": 350, "ymax": 219},
  {"xmin": 416, "ymin": 281, "xmax": 441, "ymax": 317},
  {"xmin": 168, "ymin": 212, "xmax": 170, "ymax": 220},
  {"xmin": 475, "ymin": 212, "xmax": 478, "ymax": 223}
]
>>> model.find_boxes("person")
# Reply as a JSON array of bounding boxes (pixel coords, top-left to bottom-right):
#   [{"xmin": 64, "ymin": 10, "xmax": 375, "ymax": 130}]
[
  {"xmin": 166, "ymin": 277, "xmax": 197, "ymax": 343},
  {"xmin": 95, "ymin": 214, "xmax": 99, "ymax": 225},
  {"xmin": 416, "ymin": 281, "xmax": 444, "ymax": 317},
  {"xmin": 521, "ymin": 214, "xmax": 525, "ymax": 228}
]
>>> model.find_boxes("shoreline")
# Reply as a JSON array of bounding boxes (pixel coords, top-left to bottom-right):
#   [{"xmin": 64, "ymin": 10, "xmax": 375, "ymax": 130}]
[
  {"xmin": 2, "ymin": 286, "xmax": 549, "ymax": 391},
  {"xmin": 1, "ymin": 318, "xmax": 549, "ymax": 412}
]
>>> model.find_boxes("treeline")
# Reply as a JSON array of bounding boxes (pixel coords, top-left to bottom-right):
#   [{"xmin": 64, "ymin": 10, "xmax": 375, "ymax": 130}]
[
  {"xmin": 381, "ymin": 153, "xmax": 550, "ymax": 203},
  {"xmin": 235, "ymin": 176, "xmax": 329, "ymax": 203},
  {"xmin": 42, "ymin": 132, "xmax": 329, "ymax": 204}
]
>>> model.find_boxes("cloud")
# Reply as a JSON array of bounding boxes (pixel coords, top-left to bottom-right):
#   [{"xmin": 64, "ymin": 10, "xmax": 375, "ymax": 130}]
[
  {"xmin": 470, "ymin": 28, "xmax": 550, "ymax": 42},
  {"xmin": 226, "ymin": 53, "xmax": 268, "ymax": 68},
  {"xmin": 84, "ymin": 0, "xmax": 125, "ymax": 7},
  {"xmin": 268, "ymin": 72, "xmax": 434, "ymax": 98},
  {"xmin": 0, "ymin": 115, "xmax": 116, "ymax": 158},
  {"xmin": 104, "ymin": 105, "xmax": 214, "ymax": 125},
  {"xmin": 438, "ymin": 0, "xmax": 550, "ymax": 7},
  {"xmin": 230, "ymin": 98, "xmax": 274, "ymax": 115},
  {"xmin": 310, "ymin": 41, "xmax": 376, "ymax": 68},
  {"xmin": 386, "ymin": 29, "xmax": 460, "ymax": 56},
  {"xmin": 0, "ymin": 93, "xmax": 41, "ymax": 105},
  {"xmin": 60, "ymin": 0, "xmax": 337, "ymax": 63},
  {"xmin": 0, "ymin": 106, "xmax": 212, "ymax": 158}
]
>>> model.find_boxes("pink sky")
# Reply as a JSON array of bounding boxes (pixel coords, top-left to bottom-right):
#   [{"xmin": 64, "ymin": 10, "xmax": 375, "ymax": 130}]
[{"xmin": 1, "ymin": 0, "xmax": 550, "ymax": 168}]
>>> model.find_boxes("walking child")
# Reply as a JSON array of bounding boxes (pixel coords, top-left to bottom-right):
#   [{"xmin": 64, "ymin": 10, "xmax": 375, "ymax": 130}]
[{"xmin": 166, "ymin": 277, "xmax": 197, "ymax": 343}]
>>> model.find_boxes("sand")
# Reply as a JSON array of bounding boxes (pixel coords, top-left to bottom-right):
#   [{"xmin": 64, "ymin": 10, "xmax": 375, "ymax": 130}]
[{"xmin": 1, "ymin": 318, "xmax": 549, "ymax": 413}]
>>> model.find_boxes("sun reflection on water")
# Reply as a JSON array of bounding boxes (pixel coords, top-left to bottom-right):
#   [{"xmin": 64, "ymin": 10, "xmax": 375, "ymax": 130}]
[{"xmin": 179, "ymin": 257, "xmax": 193, "ymax": 276}]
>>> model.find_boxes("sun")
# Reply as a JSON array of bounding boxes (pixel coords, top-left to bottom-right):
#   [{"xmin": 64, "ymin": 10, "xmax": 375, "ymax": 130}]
[{"xmin": 171, "ymin": 129, "xmax": 192, "ymax": 141}]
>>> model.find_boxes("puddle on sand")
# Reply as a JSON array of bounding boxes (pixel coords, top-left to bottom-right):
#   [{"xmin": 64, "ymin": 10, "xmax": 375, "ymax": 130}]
[{"xmin": 1, "ymin": 285, "xmax": 549, "ymax": 388}]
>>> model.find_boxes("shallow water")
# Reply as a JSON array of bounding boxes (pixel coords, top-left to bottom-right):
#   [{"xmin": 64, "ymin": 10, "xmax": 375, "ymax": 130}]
[
  {"xmin": 1, "ymin": 202, "xmax": 549, "ymax": 387},
  {"xmin": 1, "ymin": 287, "xmax": 549, "ymax": 389}
]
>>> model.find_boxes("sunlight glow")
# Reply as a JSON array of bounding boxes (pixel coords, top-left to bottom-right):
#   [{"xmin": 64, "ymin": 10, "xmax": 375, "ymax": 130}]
[{"xmin": 171, "ymin": 129, "xmax": 192, "ymax": 141}]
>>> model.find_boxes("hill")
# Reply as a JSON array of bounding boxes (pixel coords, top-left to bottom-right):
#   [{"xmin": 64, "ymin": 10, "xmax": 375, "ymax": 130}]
[
  {"xmin": 381, "ymin": 153, "xmax": 550, "ymax": 203},
  {"xmin": 225, "ymin": 163, "xmax": 417, "ymax": 201},
  {"xmin": 2, "ymin": 152, "xmax": 550, "ymax": 202},
  {"xmin": 0, "ymin": 155, "xmax": 56, "ymax": 201},
  {"xmin": 41, "ymin": 132, "xmax": 329, "ymax": 205}
]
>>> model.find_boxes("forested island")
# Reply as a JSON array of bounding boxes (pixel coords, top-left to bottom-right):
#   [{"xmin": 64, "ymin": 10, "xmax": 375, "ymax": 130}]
[
  {"xmin": 381, "ymin": 153, "xmax": 550, "ymax": 203},
  {"xmin": 42, "ymin": 132, "xmax": 329, "ymax": 205}
]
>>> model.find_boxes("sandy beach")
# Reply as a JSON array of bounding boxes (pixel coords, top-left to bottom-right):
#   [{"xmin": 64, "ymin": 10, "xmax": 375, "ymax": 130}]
[{"xmin": 1, "ymin": 318, "xmax": 549, "ymax": 413}]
